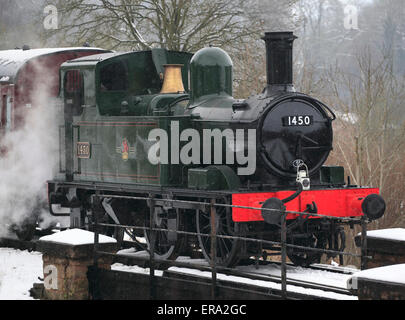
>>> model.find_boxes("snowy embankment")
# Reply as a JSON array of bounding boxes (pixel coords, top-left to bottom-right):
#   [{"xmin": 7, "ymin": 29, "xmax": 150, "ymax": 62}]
[
  {"xmin": 1, "ymin": 228, "xmax": 404, "ymax": 300},
  {"xmin": 0, "ymin": 248, "xmax": 43, "ymax": 300}
]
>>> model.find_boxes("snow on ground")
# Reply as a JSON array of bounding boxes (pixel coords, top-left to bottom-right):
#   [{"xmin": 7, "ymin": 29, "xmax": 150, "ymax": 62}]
[
  {"xmin": 5, "ymin": 237, "xmax": 403, "ymax": 300},
  {"xmin": 0, "ymin": 248, "xmax": 43, "ymax": 300},
  {"xmin": 116, "ymin": 249, "xmax": 209, "ymax": 266},
  {"xmin": 0, "ymin": 247, "xmax": 358, "ymax": 300},
  {"xmin": 117, "ymin": 248, "xmax": 149, "ymax": 257},
  {"xmin": 112, "ymin": 263, "xmax": 164, "ymax": 277}
]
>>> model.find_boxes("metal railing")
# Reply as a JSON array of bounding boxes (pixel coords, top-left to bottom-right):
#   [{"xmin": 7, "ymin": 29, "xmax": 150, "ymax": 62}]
[{"xmin": 91, "ymin": 193, "xmax": 368, "ymax": 300}]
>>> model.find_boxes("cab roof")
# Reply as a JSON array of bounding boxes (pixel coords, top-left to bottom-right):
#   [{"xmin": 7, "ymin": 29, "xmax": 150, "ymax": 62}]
[{"xmin": 61, "ymin": 49, "xmax": 194, "ymax": 79}]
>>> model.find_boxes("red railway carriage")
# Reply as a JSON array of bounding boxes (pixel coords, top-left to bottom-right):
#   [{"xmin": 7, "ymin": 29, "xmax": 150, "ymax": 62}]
[
  {"xmin": 0, "ymin": 47, "xmax": 109, "ymax": 135},
  {"xmin": 0, "ymin": 47, "xmax": 109, "ymax": 239}
]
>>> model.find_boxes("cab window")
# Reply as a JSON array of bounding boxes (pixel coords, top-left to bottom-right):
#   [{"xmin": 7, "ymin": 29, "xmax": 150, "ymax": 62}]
[
  {"xmin": 64, "ymin": 70, "xmax": 84, "ymax": 116},
  {"xmin": 100, "ymin": 61, "xmax": 128, "ymax": 91},
  {"xmin": 65, "ymin": 70, "xmax": 83, "ymax": 94}
]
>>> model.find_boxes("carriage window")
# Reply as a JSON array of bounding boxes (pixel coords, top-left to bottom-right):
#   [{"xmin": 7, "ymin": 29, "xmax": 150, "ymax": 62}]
[
  {"xmin": 65, "ymin": 70, "xmax": 83, "ymax": 93},
  {"xmin": 1, "ymin": 95, "xmax": 6, "ymax": 127},
  {"xmin": 100, "ymin": 61, "xmax": 128, "ymax": 91}
]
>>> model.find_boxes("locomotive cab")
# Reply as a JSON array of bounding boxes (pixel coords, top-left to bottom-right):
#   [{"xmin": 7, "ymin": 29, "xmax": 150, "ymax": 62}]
[{"xmin": 56, "ymin": 49, "xmax": 194, "ymax": 189}]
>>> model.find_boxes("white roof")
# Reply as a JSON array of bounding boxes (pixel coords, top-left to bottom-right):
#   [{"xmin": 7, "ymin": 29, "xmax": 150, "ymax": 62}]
[
  {"xmin": 350, "ymin": 264, "xmax": 405, "ymax": 285},
  {"xmin": 359, "ymin": 228, "xmax": 405, "ymax": 242},
  {"xmin": 0, "ymin": 47, "xmax": 106, "ymax": 82}
]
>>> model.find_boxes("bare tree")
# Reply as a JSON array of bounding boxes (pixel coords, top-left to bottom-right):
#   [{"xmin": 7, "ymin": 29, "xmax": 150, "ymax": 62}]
[
  {"xmin": 42, "ymin": 0, "xmax": 299, "ymax": 99},
  {"xmin": 324, "ymin": 49, "xmax": 405, "ymax": 230},
  {"xmin": 231, "ymin": 0, "xmax": 299, "ymax": 97},
  {"xmin": 44, "ymin": 0, "xmax": 270, "ymax": 51},
  {"xmin": 0, "ymin": 0, "xmax": 44, "ymax": 49},
  {"xmin": 232, "ymin": 41, "xmax": 266, "ymax": 98},
  {"xmin": 310, "ymin": 46, "xmax": 405, "ymax": 266}
]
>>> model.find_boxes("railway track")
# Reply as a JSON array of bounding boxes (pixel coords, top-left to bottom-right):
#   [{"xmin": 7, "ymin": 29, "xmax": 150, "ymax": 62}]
[
  {"xmin": 0, "ymin": 237, "xmax": 39, "ymax": 252},
  {"xmin": 0, "ymin": 236, "xmax": 357, "ymax": 300},
  {"xmin": 0, "ymin": 227, "xmax": 56, "ymax": 251},
  {"xmin": 163, "ymin": 267, "xmax": 354, "ymax": 300},
  {"xmin": 110, "ymin": 250, "xmax": 356, "ymax": 300}
]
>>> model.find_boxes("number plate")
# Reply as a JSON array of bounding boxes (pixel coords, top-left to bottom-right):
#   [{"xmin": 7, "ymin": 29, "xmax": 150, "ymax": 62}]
[
  {"xmin": 282, "ymin": 115, "xmax": 313, "ymax": 127},
  {"xmin": 77, "ymin": 142, "xmax": 91, "ymax": 159}
]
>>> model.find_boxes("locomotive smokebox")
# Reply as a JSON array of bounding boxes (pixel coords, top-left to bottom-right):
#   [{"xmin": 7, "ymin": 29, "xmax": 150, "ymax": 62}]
[{"xmin": 262, "ymin": 32, "xmax": 297, "ymax": 92}]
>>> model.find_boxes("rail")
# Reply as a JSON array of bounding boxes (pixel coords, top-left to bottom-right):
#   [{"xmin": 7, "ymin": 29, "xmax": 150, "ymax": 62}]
[{"xmin": 91, "ymin": 193, "xmax": 368, "ymax": 300}]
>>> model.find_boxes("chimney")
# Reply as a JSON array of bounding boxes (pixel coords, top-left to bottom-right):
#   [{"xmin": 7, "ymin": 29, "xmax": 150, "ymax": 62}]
[{"xmin": 262, "ymin": 32, "xmax": 297, "ymax": 92}]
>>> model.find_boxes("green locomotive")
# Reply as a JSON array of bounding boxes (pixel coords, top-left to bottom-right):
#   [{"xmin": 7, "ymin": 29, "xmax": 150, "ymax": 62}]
[{"xmin": 48, "ymin": 32, "xmax": 386, "ymax": 267}]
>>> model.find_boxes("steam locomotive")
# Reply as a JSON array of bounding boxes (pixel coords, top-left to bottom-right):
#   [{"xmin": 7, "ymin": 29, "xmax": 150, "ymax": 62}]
[{"xmin": 47, "ymin": 32, "xmax": 386, "ymax": 267}]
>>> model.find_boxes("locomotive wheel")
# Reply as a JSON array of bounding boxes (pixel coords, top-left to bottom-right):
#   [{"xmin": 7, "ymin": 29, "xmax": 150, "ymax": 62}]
[
  {"xmin": 287, "ymin": 234, "xmax": 327, "ymax": 267},
  {"xmin": 144, "ymin": 209, "xmax": 184, "ymax": 261},
  {"xmin": 196, "ymin": 203, "xmax": 244, "ymax": 267}
]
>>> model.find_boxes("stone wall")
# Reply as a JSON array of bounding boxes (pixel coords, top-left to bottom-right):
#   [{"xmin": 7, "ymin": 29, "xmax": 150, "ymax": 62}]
[
  {"xmin": 355, "ymin": 232, "xmax": 405, "ymax": 269},
  {"xmin": 356, "ymin": 279, "xmax": 405, "ymax": 300},
  {"xmin": 37, "ymin": 238, "xmax": 118, "ymax": 300},
  {"xmin": 42, "ymin": 254, "xmax": 113, "ymax": 300}
]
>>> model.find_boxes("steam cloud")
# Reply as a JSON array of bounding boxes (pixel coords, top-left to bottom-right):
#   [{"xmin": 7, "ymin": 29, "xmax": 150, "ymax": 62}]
[{"xmin": 0, "ymin": 62, "xmax": 62, "ymax": 238}]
